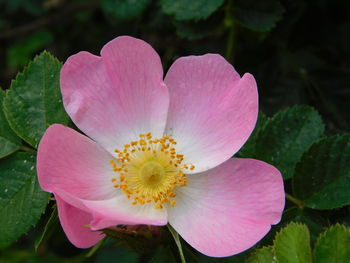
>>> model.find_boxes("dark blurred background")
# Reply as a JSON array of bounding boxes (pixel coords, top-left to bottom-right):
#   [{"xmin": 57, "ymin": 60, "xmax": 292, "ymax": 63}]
[
  {"xmin": 0, "ymin": 0, "xmax": 349, "ymax": 262},
  {"xmin": 1, "ymin": 0, "xmax": 350, "ymax": 133}
]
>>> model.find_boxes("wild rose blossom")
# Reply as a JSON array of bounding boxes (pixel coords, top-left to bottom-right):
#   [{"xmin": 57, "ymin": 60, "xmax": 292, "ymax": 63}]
[{"xmin": 37, "ymin": 36, "xmax": 284, "ymax": 257}]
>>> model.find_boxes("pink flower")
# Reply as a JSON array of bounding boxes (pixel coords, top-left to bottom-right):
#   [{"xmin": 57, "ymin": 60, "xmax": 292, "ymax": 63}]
[{"xmin": 37, "ymin": 36, "xmax": 284, "ymax": 257}]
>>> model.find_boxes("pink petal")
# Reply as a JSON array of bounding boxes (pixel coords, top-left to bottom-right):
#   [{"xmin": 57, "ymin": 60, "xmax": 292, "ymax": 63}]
[
  {"xmin": 54, "ymin": 188, "xmax": 167, "ymax": 230},
  {"xmin": 38, "ymin": 124, "xmax": 167, "ymax": 231},
  {"xmin": 37, "ymin": 124, "xmax": 116, "ymax": 200},
  {"xmin": 169, "ymin": 158, "xmax": 285, "ymax": 257},
  {"xmin": 55, "ymin": 194, "xmax": 104, "ymax": 248},
  {"xmin": 164, "ymin": 55, "xmax": 258, "ymax": 173},
  {"xmin": 83, "ymin": 197, "xmax": 168, "ymax": 230},
  {"xmin": 60, "ymin": 36, "xmax": 169, "ymax": 153}
]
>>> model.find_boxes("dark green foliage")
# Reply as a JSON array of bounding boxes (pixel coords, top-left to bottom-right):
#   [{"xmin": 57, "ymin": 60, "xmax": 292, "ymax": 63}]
[
  {"xmin": 101, "ymin": 0, "xmax": 151, "ymax": 21},
  {"xmin": 280, "ymin": 207, "xmax": 328, "ymax": 243},
  {"xmin": 293, "ymin": 134, "xmax": 350, "ymax": 209},
  {"xmin": 34, "ymin": 206, "xmax": 58, "ymax": 251},
  {"xmin": 254, "ymin": 105, "xmax": 324, "ymax": 179},
  {"xmin": 245, "ymin": 246, "xmax": 274, "ymax": 263},
  {"xmin": 94, "ymin": 242, "xmax": 141, "ymax": 263},
  {"xmin": 147, "ymin": 245, "xmax": 177, "ymax": 263},
  {"xmin": 233, "ymin": 0, "xmax": 285, "ymax": 31},
  {"xmin": 0, "ymin": 153, "xmax": 49, "ymax": 248},
  {"xmin": 3, "ymin": 52, "xmax": 69, "ymax": 148},
  {"xmin": 0, "ymin": 89, "xmax": 21, "ymax": 158},
  {"xmin": 7, "ymin": 30, "xmax": 53, "ymax": 69},
  {"xmin": 160, "ymin": 0, "xmax": 225, "ymax": 21},
  {"xmin": 236, "ymin": 111, "xmax": 267, "ymax": 158}
]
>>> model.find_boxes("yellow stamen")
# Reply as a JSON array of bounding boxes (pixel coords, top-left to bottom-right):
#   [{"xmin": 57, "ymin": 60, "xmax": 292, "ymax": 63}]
[{"xmin": 109, "ymin": 132, "xmax": 195, "ymax": 209}]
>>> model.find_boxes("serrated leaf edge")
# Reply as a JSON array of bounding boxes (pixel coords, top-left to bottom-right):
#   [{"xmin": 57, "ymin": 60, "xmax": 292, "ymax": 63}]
[
  {"xmin": 314, "ymin": 223, "xmax": 350, "ymax": 248},
  {"xmin": 3, "ymin": 51, "xmax": 62, "ymax": 148},
  {"xmin": 273, "ymin": 222, "xmax": 312, "ymax": 263},
  {"xmin": 246, "ymin": 246, "xmax": 277, "ymax": 263}
]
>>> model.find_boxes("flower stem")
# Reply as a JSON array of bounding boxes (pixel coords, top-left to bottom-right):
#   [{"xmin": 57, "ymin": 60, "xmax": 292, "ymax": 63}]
[
  {"xmin": 285, "ymin": 193, "xmax": 304, "ymax": 209},
  {"xmin": 167, "ymin": 224, "xmax": 186, "ymax": 263}
]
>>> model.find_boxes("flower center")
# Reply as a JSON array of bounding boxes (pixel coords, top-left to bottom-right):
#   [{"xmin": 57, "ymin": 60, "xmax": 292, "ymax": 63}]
[
  {"xmin": 139, "ymin": 161, "xmax": 165, "ymax": 187},
  {"xmin": 109, "ymin": 133, "xmax": 195, "ymax": 209}
]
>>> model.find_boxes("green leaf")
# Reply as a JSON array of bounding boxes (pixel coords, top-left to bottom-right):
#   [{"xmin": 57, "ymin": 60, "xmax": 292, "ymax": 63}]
[
  {"xmin": 274, "ymin": 223, "xmax": 312, "ymax": 263},
  {"xmin": 0, "ymin": 152, "xmax": 50, "ymax": 247},
  {"xmin": 314, "ymin": 224, "xmax": 350, "ymax": 263},
  {"xmin": 101, "ymin": 0, "xmax": 151, "ymax": 20},
  {"xmin": 245, "ymin": 246, "xmax": 274, "ymax": 263},
  {"xmin": 254, "ymin": 105, "xmax": 324, "ymax": 179},
  {"xmin": 3, "ymin": 51, "xmax": 69, "ymax": 148},
  {"xmin": 0, "ymin": 89, "xmax": 21, "ymax": 158},
  {"xmin": 233, "ymin": 0, "xmax": 285, "ymax": 31},
  {"xmin": 293, "ymin": 134, "xmax": 350, "ymax": 209},
  {"xmin": 160, "ymin": 0, "xmax": 224, "ymax": 21},
  {"xmin": 236, "ymin": 111, "xmax": 267, "ymax": 158}
]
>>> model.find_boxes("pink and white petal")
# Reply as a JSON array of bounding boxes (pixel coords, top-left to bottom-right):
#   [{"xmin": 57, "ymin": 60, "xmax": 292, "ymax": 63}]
[
  {"xmin": 164, "ymin": 54, "xmax": 258, "ymax": 173},
  {"xmin": 54, "ymin": 188, "xmax": 168, "ymax": 230},
  {"xmin": 168, "ymin": 158, "xmax": 285, "ymax": 257},
  {"xmin": 37, "ymin": 124, "xmax": 116, "ymax": 200},
  {"xmin": 82, "ymin": 195, "xmax": 168, "ymax": 230},
  {"xmin": 55, "ymin": 194, "xmax": 104, "ymax": 248},
  {"xmin": 60, "ymin": 36, "xmax": 169, "ymax": 153}
]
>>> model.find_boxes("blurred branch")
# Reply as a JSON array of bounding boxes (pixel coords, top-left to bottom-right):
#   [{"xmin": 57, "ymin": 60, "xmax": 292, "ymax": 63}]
[
  {"xmin": 0, "ymin": 1, "xmax": 100, "ymax": 40},
  {"xmin": 167, "ymin": 224, "xmax": 186, "ymax": 263},
  {"xmin": 224, "ymin": 0, "xmax": 237, "ymax": 64},
  {"xmin": 285, "ymin": 193, "xmax": 304, "ymax": 209},
  {"xmin": 20, "ymin": 145, "xmax": 36, "ymax": 153}
]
